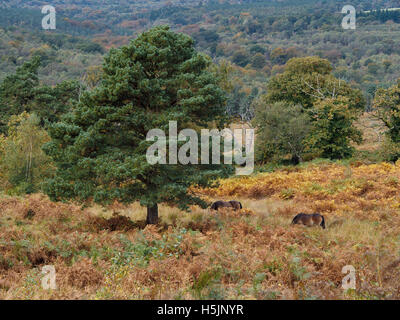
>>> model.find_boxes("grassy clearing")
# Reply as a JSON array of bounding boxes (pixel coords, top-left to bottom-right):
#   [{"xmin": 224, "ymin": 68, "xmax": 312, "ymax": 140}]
[{"xmin": 1, "ymin": 160, "xmax": 400, "ymax": 300}]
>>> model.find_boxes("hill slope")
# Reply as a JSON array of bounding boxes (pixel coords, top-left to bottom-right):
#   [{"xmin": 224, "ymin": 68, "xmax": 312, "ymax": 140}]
[{"xmin": 1, "ymin": 160, "xmax": 399, "ymax": 299}]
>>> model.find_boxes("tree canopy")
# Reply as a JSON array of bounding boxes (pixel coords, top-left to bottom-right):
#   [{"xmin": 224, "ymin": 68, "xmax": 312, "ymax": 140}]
[
  {"xmin": 373, "ymin": 79, "xmax": 400, "ymax": 143},
  {"xmin": 266, "ymin": 56, "xmax": 365, "ymax": 111},
  {"xmin": 0, "ymin": 57, "xmax": 40, "ymax": 133},
  {"xmin": 253, "ymin": 57, "xmax": 365, "ymax": 161},
  {"xmin": 43, "ymin": 26, "xmax": 230, "ymax": 224},
  {"xmin": 0, "ymin": 56, "xmax": 80, "ymax": 134}
]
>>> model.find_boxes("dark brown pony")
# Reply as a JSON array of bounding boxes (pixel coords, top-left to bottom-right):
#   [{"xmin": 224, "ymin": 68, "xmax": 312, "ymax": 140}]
[
  {"xmin": 210, "ymin": 200, "xmax": 243, "ymax": 211},
  {"xmin": 291, "ymin": 213, "xmax": 326, "ymax": 229}
]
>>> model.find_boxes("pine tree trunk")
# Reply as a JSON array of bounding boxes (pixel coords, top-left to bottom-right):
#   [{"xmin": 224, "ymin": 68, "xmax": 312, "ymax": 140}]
[
  {"xmin": 291, "ymin": 154, "xmax": 300, "ymax": 165},
  {"xmin": 146, "ymin": 204, "xmax": 158, "ymax": 225}
]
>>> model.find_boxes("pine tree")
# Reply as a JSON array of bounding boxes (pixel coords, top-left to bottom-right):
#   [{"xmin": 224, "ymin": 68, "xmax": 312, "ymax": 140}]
[
  {"xmin": 31, "ymin": 80, "xmax": 80, "ymax": 125},
  {"xmin": 0, "ymin": 56, "xmax": 80, "ymax": 133},
  {"xmin": 0, "ymin": 56, "xmax": 40, "ymax": 134},
  {"xmin": 43, "ymin": 26, "xmax": 230, "ymax": 224}
]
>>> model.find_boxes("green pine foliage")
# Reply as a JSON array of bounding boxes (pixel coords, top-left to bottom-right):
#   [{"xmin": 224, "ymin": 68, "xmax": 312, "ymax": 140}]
[
  {"xmin": 43, "ymin": 26, "xmax": 231, "ymax": 224},
  {"xmin": 0, "ymin": 56, "xmax": 80, "ymax": 134},
  {"xmin": 0, "ymin": 57, "xmax": 40, "ymax": 133}
]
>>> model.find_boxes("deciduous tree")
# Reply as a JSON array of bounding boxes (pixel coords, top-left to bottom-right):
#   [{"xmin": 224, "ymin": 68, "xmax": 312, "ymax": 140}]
[{"xmin": 252, "ymin": 102, "xmax": 311, "ymax": 164}]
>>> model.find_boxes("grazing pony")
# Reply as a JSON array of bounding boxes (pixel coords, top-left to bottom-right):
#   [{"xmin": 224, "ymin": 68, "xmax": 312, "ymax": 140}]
[
  {"xmin": 229, "ymin": 200, "xmax": 243, "ymax": 210},
  {"xmin": 210, "ymin": 200, "xmax": 243, "ymax": 211},
  {"xmin": 291, "ymin": 213, "xmax": 326, "ymax": 229}
]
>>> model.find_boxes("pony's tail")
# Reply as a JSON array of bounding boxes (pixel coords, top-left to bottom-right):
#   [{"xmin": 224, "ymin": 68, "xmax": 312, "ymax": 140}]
[
  {"xmin": 320, "ymin": 215, "xmax": 326, "ymax": 229},
  {"xmin": 239, "ymin": 202, "xmax": 243, "ymax": 209},
  {"xmin": 210, "ymin": 203, "xmax": 216, "ymax": 210},
  {"xmin": 291, "ymin": 215, "xmax": 299, "ymax": 225}
]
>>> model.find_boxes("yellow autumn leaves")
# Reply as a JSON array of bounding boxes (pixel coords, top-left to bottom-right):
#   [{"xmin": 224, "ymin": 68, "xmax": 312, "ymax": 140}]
[{"xmin": 197, "ymin": 161, "xmax": 400, "ymax": 220}]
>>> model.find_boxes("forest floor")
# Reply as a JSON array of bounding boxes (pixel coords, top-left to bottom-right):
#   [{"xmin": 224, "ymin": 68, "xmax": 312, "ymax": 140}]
[{"xmin": 1, "ymin": 113, "xmax": 400, "ymax": 300}]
